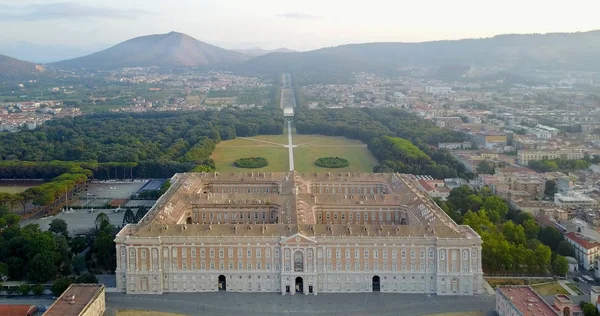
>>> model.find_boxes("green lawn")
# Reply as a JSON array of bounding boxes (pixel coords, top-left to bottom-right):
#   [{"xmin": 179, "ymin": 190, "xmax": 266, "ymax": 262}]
[
  {"xmin": 0, "ymin": 185, "xmax": 34, "ymax": 194},
  {"xmin": 212, "ymin": 133, "xmax": 376, "ymax": 173},
  {"xmin": 530, "ymin": 282, "xmax": 569, "ymax": 295},
  {"xmin": 565, "ymin": 282, "xmax": 584, "ymax": 295},
  {"xmin": 211, "ymin": 143, "xmax": 289, "ymax": 172},
  {"xmin": 293, "ymin": 135, "xmax": 376, "ymax": 173}
]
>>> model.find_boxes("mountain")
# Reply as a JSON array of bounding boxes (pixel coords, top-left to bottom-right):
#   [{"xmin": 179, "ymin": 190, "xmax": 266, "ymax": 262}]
[
  {"xmin": 0, "ymin": 54, "xmax": 46, "ymax": 79},
  {"xmin": 237, "ymin": 30, "xmax": 600, "ymax": 80},
  {"xmin": 52, "ymin": 32, "xmax": 249, "ymax": 69},
  {"xmin": 234, "ymin": 47, "xmax": 296, "ymax": 57},
  {"xmin": 0, "ymin": 41, "xmax": 109, "ymax": 63}
]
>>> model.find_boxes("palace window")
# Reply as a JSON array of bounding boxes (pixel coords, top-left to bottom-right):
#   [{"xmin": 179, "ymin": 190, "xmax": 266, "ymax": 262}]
[
  {"xmin": 237, "ymin": 249, "xmax": 243, "ymax": 258},
  {"xmin": 345, "ymin": 250, "xmax": 350, "ymax": 259},
  {"xmin": 247, "ymin": 250, "xmax": 252, "ymax": 258},
  {"xmin": 256, "ymin": 249, "xmax": 261, "ymax": 258},
  {"xmin": 364, "ymin": 250, "xmax": 369, "ymax": 259},
  {"xmin": 327, "ymin": 249, "xmax": 332, "ymax": 258},
  {"xmin": 349, "ymin": 213, "xmax": 353, "ymax": 221},
  {"xmin": 336, "ymin": 249, "xmax": 341, "ymax": 259},
  {"xmin": 294, "ymin": 251, "xmax": 304, "ymax": 272},
  {"xmin": 355, "ymin": 250, "xmax": 360, "ymax": 259},
  {"xmin": 210, "ymin": 248, "xmax": 215, "ymax": 259},
  {"xmin": 341, "ymin": 213, "xmax": 345, "ymax": 221},
  {"xmin": 374, "ymin": 250, "xmax": 378, "ymax": 259}
]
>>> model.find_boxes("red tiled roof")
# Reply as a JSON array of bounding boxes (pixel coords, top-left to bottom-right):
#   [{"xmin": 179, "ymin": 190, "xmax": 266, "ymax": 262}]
[
  {"xmin": 0, "ymin": 305, "xmax": 37, "ymax": 316},
  {"xmin": 498, "ymin": 286, "xmax": 558, "ymax": 316},
  {"xmin": 418, "ymin": 179, "xmax": 434, "ymax": 192},
  {"xmin": 565, "ymin": 232, "xmax": 600, "ymax": 250}
]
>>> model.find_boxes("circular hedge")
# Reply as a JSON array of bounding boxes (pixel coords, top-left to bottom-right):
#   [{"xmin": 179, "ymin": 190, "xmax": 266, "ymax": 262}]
[
  {"xmin": 235, "ymin": 157, "xmax": 269, "ymax": 169},
  {"xmin": 315, "ymin": 157, "xmax": 349, "ymax": 168}
]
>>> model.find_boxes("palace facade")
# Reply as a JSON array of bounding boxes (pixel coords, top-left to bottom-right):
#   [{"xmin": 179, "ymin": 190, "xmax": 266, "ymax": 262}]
[{"xmin": 115, "ymin": 172, "xmax": 483, "ymax": 295}]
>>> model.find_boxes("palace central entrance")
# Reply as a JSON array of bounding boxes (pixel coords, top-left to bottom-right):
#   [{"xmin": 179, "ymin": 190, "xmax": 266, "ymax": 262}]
[
  {"xmin": 218, "ymin": 275, "xmax": 226, "ymax": 291},
  {"xmin": 372, "ymin": 276, "xmax": 380, "ymax": 292},
  {"xmin": 295, "ymin": 277, "xmax": 303, "ymax": 293}
]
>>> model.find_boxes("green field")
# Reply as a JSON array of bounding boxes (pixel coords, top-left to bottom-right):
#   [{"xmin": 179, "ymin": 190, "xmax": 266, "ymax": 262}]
[
  {"xmin": 212, "ymin": 133, "xmax": 377, "ymax": 173},
  {"xmin": 294, "ymin": 136, "xmax": 376, "ymax": 172},
  {"xmin": 0, "ymin": 185, "xmax": 34, "ymax": 194},
  {"xmin": 211, "ymin": 137, "xmax": 289, "ymax": 172}
]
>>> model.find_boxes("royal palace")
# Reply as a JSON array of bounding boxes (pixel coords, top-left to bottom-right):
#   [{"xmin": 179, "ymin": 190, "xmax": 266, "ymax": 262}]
[{"xmin": 115, "ymin": 172, "xmax": 483, "ymax": 295}]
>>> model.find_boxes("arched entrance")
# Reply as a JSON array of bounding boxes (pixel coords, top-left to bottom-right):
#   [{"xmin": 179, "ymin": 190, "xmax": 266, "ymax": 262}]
[
  {"xmin": 186, "ymin": 217, "xmax": 192, "ymax": 224},
  {"xmin": 218, "ymin": 275, "xmax": 226, "ymax": 291},
  {"xmin": 372, "ymin": 275, "xmax": 380, "ymax": 292},
  {"xmin": 295, "ymin": 277, "xmax": 303, "ymax": 293}
]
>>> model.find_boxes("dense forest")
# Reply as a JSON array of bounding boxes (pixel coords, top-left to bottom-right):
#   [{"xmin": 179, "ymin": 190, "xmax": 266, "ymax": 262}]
[
  {"xmin": 295, "ymin": 108, "xmax": 470, "ymax": 178},
  {"xmin": 0, "ymin": 109, "xmax": 283, "ymax": 177},
  {"xmin": 436, "ymin": 186, "xmax": 571, "ymax": 276}
]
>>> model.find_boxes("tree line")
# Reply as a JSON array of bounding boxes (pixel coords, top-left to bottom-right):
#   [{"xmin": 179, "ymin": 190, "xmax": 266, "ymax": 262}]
[
  {"xmin": 295, "ymin": 108, "xmax": 470, "ymax": 179},
  {"xmin": 435, "ymin": 186, "xmax": 572, "ymax": 276},
  {"xmin": 0, "ymin": 109, "xmax": 283, "ymax": 176}
]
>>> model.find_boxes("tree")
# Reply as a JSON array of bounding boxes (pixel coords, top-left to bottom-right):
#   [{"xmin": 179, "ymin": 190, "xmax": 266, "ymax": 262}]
[
  {"xmin": 522, "ymin": 219, "xmax": 540, "ymax": 240},
  {"xmin": 582, "ymin": 302, "xmax": 598, "ymax": 316},
  {"xmin": 539, "ymin": 227, "xmax": 564, "ymax": 251},
  {"xmin": 482, "ymin": 196, "xmax": 509, "ymax": 223},
  {"xmin": 49, "ymin": 218, "xmax": 69, "ymax": 237},
  {"xmin": 135, "ymin": 207, "xmax": 148, "ymax": 222},
  {"xmin": 94, "ymin": 212, "xmax": 110, "ymax": 230},
  {"xmin": 544, "ymin": 180, "xmax": 557, "ymax": 197},
  {"xmin": 502, "ymin": 221, "xmax": 526, "ymax": 245},
  {"xmin": 476, "ymin": 161, "xmax": 495, "ymax": 174},
  {"xmin": 70, "ymin": 236, "xmax": 88, "ymax": 255},
  {"xmin": 552, "ymin": 255, "xmax": 569, "ymax": 276},
  {"xmin": 32, "ymin": 284, "xmax": 45, "ymax": 296},
  {"xmin": 0, "ymin": 262, "xmax": 8, "ymax": 282},
  {"xmin": 51, "ymin": 277, "xmax": 73, "ymax": 297},
  {"xmin": 18, "ymin": 284, "xmax": 31, "ymax": 296},
  {"xmin": 75, "ymin": 273, "xmax": 98, "ymax": 284},
  {"xmin": 122, "ymin": 208, "xmax": 136, "ymax": 225},
  {"xmin": 28, "ymin": 252, "xmax": 57, "ymax": 283},
  {"xmin": 534, "ymin": 243, "xmax": 552, "ymax": 274},
  {"xmin": 556, "ymin": 240, "xmax": 576, "ymax": 257},
  {"xmin": 465, "ymin": 195, "xmax": 484, "ymax": 213}
]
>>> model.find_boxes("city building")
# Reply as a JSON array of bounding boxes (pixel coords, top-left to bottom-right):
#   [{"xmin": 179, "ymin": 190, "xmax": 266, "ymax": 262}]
[
  {"xmin": 496, "ymin": 286, "xmax": 558, "ymax": 316},
  {"xmin": 517, "ymin": 150, "xmax": 585, "ymax": 165},
  {"xmin": 438, "ymin": 141, "xmax": 472, "ymax": 150},
  {"xmin": 115, "ymin": 172, "xmax": 484, "ymax": 296},
  {"xmin": 425, "ymin": 86, "xmax": 452, "ymax": 94},
  {"xmin": 565, "ymin": 232, "xmax": 600, "ymax": 270},
  {"xmin": 44, "ymin": 284, "xmax": 105, "ymax": 316},
  {"xmin": 554, "ymin": 193, "xmax": 598, "ymax": 207}
]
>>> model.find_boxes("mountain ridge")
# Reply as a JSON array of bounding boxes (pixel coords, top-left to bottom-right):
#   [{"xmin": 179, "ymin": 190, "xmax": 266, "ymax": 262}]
[
  {"xmin": 0, "ymin": 54, "xmax": 46, "ymax": 79},
  {"xmin": 52, "ymin": 31, "xmax": 249, "ymax": 69}
]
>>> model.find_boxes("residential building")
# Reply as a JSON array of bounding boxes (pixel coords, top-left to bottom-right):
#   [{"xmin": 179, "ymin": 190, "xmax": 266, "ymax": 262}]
[
  {"xmin": 565, "ymin": 232, "xmax": 600, "ymax": 270},
  {"xmin": 438, "ymin": 142, "xmax": 472, "ymax": 150},
  {"xmin": 115, "ymin": 172, "xmax": 484, "ymax": 295},
  {"xmin": 554, "ymin": 193, "xmax": 598, "ymax": 208},
  {"xmin": 496, "ymin": 286, "xmax": 558, "ymax": 316},
  {"xmin": 425, "ymin": 86, "xmax": 452, "ymax": 94},
  {"xmin": 44, "ymin": 284, "xmax": 105, "ymax": 316},
  {"xmin": 517, "ymin": 150, "xmax": 585, "ymax": 165},
  {"xmin": 551, "ymin": 294, "xmax": 584, "ymax": 316}
]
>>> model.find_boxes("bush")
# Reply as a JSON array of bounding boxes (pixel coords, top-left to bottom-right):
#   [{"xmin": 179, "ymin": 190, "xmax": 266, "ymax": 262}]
[
  {"xmin": 315, "ymin": 157, "xmax": 349, "ymax": 168},
  {"xmin": 51, "ymin": 277, "xmax": 74, "ymax": 297},
  {"xmin": 76, "ymin": 273, "xmax": 98, "ymax": 284},
  {"xmin": 234, "ymin": 157, "xmax": 268, "ymax": 169},
  {"xmin": 32, "ymin": 284, "xmax": 45, "ymax": 296},
  {"xmin": 18, "ymin": 284, "xmax": 31, "ymax": 295}
]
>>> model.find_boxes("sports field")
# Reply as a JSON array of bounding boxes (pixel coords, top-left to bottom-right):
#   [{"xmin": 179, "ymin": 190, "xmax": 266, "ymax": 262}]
[{"xmin": 211, "ymin": 133, "xmax": 377, "ymax": 173}]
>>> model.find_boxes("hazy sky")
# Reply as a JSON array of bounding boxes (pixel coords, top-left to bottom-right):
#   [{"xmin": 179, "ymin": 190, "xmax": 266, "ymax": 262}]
[{"xmin": 0, "ymin": 0, "xmax": 598, "ymax": 51}]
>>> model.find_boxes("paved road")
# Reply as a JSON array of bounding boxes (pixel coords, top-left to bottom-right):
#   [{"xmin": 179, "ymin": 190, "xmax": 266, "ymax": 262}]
[{"xmin": 287, "ymin": 121, "xmax": 295, "ymax": 171}]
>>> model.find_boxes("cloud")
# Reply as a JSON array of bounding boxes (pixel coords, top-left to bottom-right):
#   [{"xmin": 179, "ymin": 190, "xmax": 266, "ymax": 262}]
[
  {"xmin": 0, "ymin": 2, "xmax": 152, "ymax": 21},
  {"xmin": 276, "ymin": 12, "xmax": 320, "ymax": 20}
]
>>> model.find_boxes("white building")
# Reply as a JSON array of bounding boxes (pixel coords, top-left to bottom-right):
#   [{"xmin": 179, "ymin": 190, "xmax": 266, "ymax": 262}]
[
  {"xmin": 554, "ymin": 193, "xmax": 598, "ymax": 207},
  {"xmin": 565, "ymin": 232, "xmax": 600, "ymax": 270},
  {"xmin": 425, "ymin": 87, "xmax": 452, "ymax": 95},
  {"xmin": 115, "ymin": 172, "xmax": 484, "ymax": 296}
]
